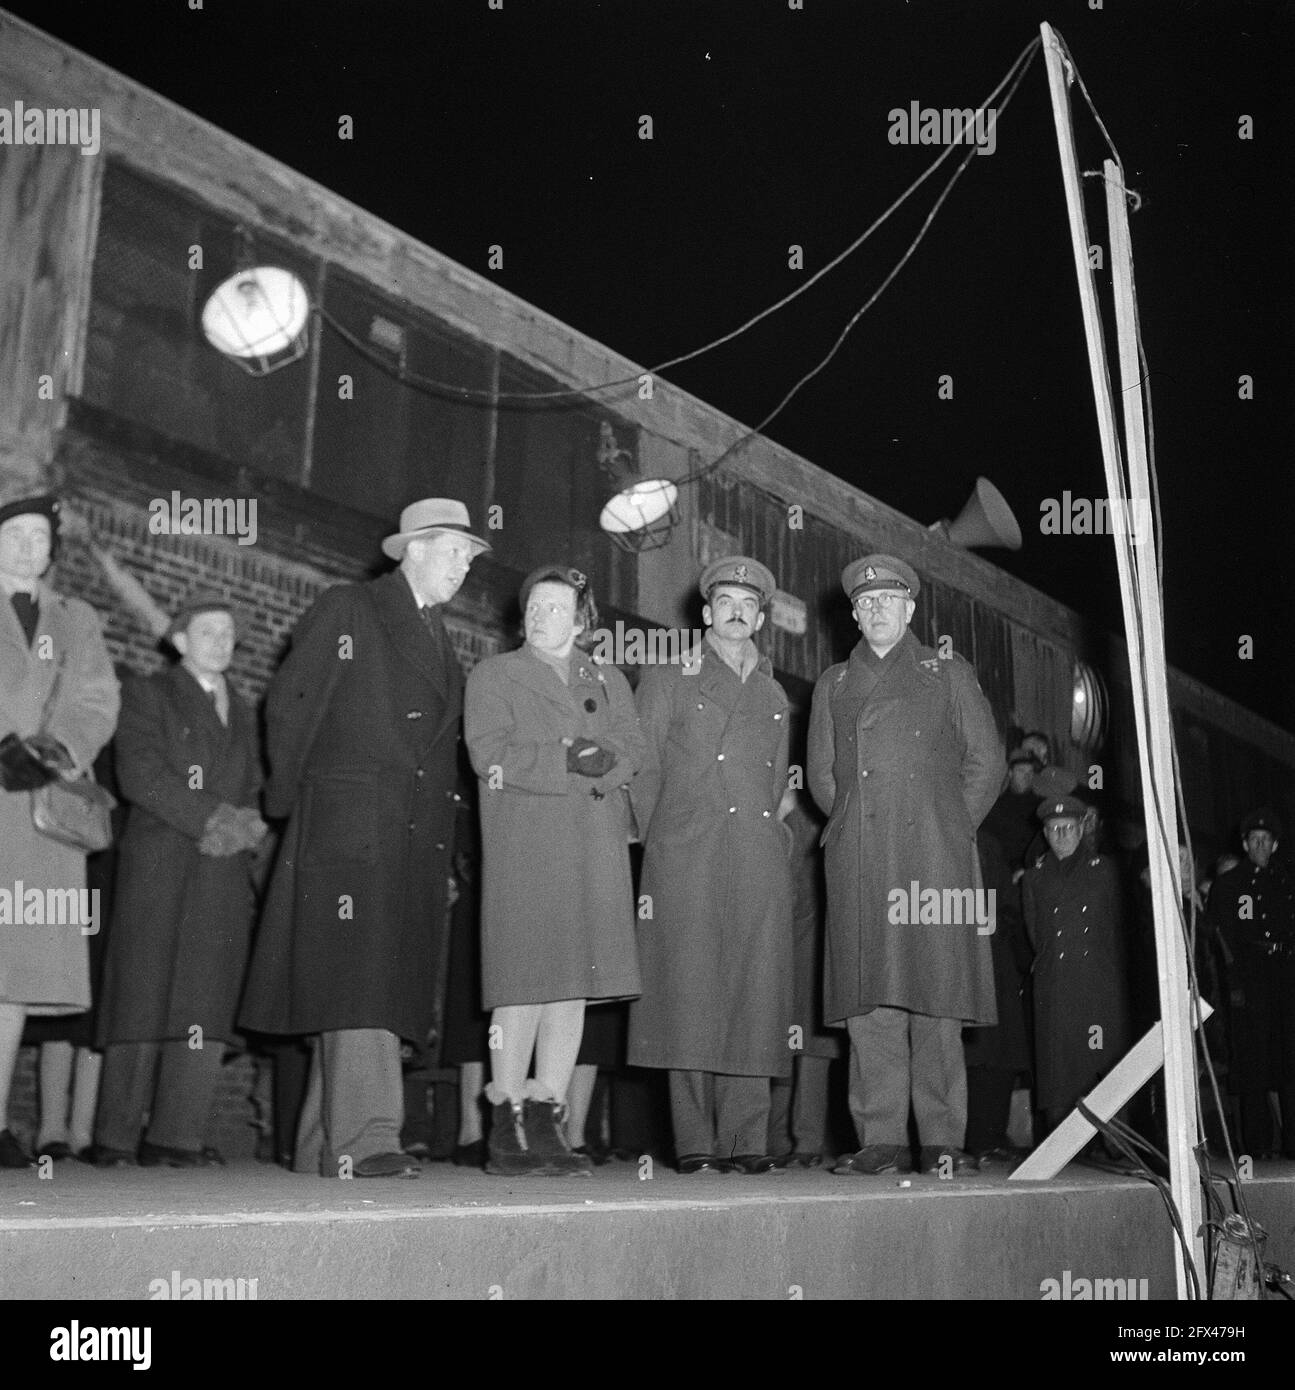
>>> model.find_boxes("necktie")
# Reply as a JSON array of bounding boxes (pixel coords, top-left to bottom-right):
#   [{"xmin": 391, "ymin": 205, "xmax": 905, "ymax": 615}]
[
  {"xmin": 10, "ymin": 592, "xmax": 38, "ymax": 646},
  {"xmin": 206, "ymin": 684, "xmax": 228, "ymax": 726}
]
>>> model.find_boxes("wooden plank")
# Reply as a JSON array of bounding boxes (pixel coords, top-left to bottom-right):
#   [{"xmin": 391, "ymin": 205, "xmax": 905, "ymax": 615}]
[{"xmin": 1009, "ymin": 1002, "xmax": 1213, "ymax": 1180}]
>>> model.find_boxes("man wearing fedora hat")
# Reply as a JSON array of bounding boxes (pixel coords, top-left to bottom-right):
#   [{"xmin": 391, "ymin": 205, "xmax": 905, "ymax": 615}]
[
  {"xmin": 627, "ymin": 556, "xmax": 795, "ymax": 1175},
  {"xmin": 240, "ymin": 499, "xmax": 490, "ymax": 1178},
  {"xmin": 808, "ymin": 554, "xmax": 1002, "ymax": 1177},
  {"xmin": 93, "ymin": 593, "xmax": 266, "ymax": 1167}
]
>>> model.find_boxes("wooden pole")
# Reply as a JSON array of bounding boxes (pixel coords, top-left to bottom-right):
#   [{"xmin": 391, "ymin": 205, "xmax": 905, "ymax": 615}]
[
  {"xmin": 1103, "ymin": 154, "xmax": 1206, "ymax": 1282},
  {"xmin": 1038, "ymin": 22, "xmax": 1204, "ymax": 1295}
]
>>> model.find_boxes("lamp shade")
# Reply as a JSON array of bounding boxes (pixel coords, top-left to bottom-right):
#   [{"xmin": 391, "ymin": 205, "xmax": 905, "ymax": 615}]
[
  {"xmin": 599, "ymin": 478, "xmax": 680, "ymax": 553},
  {"xmin": 201, "ymin": 266, "xmax": 310, "ymax": 375}
]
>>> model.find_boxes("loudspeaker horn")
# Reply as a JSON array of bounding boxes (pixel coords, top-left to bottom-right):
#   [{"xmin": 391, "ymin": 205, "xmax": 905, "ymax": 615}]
[{"xmin": 930, "ymin": 476, "xmax": 1022, "ymax": 551}]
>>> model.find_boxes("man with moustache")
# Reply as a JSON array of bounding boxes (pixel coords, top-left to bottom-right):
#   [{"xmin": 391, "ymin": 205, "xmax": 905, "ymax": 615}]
[
  {"xmin": 808, "ymin": 555, "xmax": 1002, "ymax": 1177},
  {"xmin": 628, "ymin": 557, "xmax": 794, "ymax": 1175},
  {"xmin": 240, "ymin": 499, "xmax": 489, "ymax": 1178}
]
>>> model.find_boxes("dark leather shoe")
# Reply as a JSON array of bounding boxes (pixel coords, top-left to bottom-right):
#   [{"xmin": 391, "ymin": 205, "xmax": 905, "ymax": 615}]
[
  {"xmin": 0, "ymin": 1129, "xmax": 35, "ymax": 1168},
  {"xmin": 36, "ymin": 1141, "xmax": 73, "ymax": 1161},
  {"xmin": 920, "ymin": 1146, "xmax": 980, "ymax": 1176},
  {"xmin": 451, "ymin": 1140, "xmax": 486, "ymax": 1168},
  {"xmin": 138, "ymin": 1141, "xmax": 227, "ymax": 1168},
  {"xmin": 677, "ymin": 1153, "xmax": 733, "ymax": 1175},
  {"xmin": 832, "ymin": 1144, "xmax": 913, "ymax": 1176},
  {"xmin": 353, "ymin": 1151, "xmax": 421, "ymax": 1178},
  {"xmin": 731, "ymin": 1153, "xmax": 783, "ymax": 1175},
  {"xmin": 90, "ymin": 1145, "xmax": 136, "ymax": 1168},
  {"xmin": 774, "ymin": 1151, "xmax": 824, "ymax": 1169}
]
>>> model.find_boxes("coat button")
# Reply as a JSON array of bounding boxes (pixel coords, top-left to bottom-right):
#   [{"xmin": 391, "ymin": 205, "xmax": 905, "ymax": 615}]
[
  {"xmin": 762, "ymin": 810, "xmax": 771, "ymax": 818},
  {"xmin": 729, "ymin": 806, "xmax": 737, "ymax": 814},
  {"xmin": 716, "ymin": 753, "xmax": 725, "ymax": 761},
  {"xmin": 416, "ymin": 769, "xmax": 425, "ymax": 779},
  {"xmin": 774, "ymin": 713, "xmax": 782, "ymax": 721},
  {"xmin": 766, "ymin": 760, "xmax": 773, "ymax": 768},
  {"xmin": 697, "ymin": 703, "xmax": 705, "ymax": 710},
  {"xmin": 861, "ymin": 770, "xmax": 868, "ymax": 777},
  {"xmin": 407, "ymin": 711, "xmax": 422, "ymax": 719},
  {"xmin": 435, "ymin": 842, "xmax": 445, "ymax": 851},
  {"xmin": 408, "ymin": 822, "xmax": 416, "ymax": 831}
]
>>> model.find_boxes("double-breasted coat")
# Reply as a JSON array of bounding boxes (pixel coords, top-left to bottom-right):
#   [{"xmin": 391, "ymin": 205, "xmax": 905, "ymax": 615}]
[
  {"xmin": 807, "ymin": 630, "xmax": 1003, "ymax": 1026},
  {"xmin": 627, "ymin": 640, "xmax": 795, "ymax": 1077},
  {"xmin": 239, "ymin": 569, "xmax": 462, "ymax": 1042},
  {"xmin": 0, "ymin": 581, "xmax": 119, "ymax": 1012},
  {"xmin": 97, "ymin": 665, "xmax": 262, "ymax": 1046},
  {"xmin": 464, "ymin": 645, "xmax": 644, "ymax": 1007},
  {"xmin": 1206, "ymin": 860, "xmax": 1295, "ymax": 1093},
  {"xmin": 1022, "ymin": 849, "xmax": 1131, "ymax": 1113}
]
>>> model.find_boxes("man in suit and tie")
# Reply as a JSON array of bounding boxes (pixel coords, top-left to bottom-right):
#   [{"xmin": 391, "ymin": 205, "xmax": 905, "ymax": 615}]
[
  {"xmin": 94, "ymin": 593, "xmax": 266, "ymax": 1166},
  {"xmin": 240, "ymin": 499, "xmax": 490, "ymax": 1178}
]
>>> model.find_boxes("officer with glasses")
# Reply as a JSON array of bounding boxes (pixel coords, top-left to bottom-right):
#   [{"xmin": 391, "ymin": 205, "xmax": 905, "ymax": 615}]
[{"xmin": 808, "ymin": 553, "xmax": 1002, "ymax": 1178}]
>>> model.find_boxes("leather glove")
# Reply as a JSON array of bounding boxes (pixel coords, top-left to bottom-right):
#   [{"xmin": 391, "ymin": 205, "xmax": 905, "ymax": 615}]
[
  {"xmin": 25, "ymin": 733, "xmax": 77, "ymax": 776},
  {"xmin": 566, "ymin": 737, "xmax": 616, "ymax": 778},
  {"xmin": 0, "ymin": 732, "xmax": 57, "ymax": 791}
]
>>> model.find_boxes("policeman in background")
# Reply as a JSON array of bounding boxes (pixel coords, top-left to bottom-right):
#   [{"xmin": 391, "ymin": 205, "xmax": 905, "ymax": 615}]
[{"xmin": 1207, "ymin": 808, "xmax": 1295, "ymax": 1160}]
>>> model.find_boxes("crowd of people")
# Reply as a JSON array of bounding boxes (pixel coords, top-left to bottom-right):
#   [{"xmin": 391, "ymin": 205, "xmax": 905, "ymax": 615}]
[{"xmin": 1, "ymin": 488, "xmax": 1292, "ymax": 1179}]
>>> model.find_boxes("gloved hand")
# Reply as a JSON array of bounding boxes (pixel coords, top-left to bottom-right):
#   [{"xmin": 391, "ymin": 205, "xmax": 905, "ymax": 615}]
[
  {"xmin": 0, "ymin": 732, "xmax": 57, "ymax": 791},
  {"xmin": 566, "ymin": 737, "xmax": 616, "ymax": 778},
  {"xmin": 198, "ymin": 802, "xmax": 265, "ymax": 856},
  {"xmin": 24, "ymin": 733, "xmax": 76, "ymax": 777}
]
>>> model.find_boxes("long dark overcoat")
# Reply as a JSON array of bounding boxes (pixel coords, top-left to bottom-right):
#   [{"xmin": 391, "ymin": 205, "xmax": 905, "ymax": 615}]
[
  {"xmin": 1207, "ymin": 860, "xmax": 1295, "ymax": 1093},
  {"xmin": 97, "ymin": 666, "xmax": 262, "ymax": 1046},
  {"xmin": 0, "ymin": 581, "xmax": 119, "ymax": 1012},
  {"xmin": 240, "ymin": 569, "xmax": 461, "ymax": 1041},
  {"xmin": 627, "ymin": 642, "xmax": 794, "ymax": 1077},
  {"xmin": 464, "ymin": 645, "xmax": 644, "ymax": 1007},
  {"xmin": 807, "ymin": 630, "xmax": 1003, "ymax": 1026},
  {"xmin": 1022, "ymin": 849, "xmax": 1131, "ymax": 1113}
]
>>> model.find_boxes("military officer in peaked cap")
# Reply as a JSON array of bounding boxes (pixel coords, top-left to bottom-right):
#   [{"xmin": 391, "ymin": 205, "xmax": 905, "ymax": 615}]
[
  {"xmin": 627, "ymin": 556, "xmax": 795, "ymax": 1174},
  {"xmin": 1206, "ymin": 807, "xmax": 1295, "ymax": 1158},
  {"xmin": 808, "ymin": 553, "xmax": 1002, "ymax": 1177},
  {"xmin": 1022, "ymin": 794, "xmax": 1131, "ymax": 1143}
]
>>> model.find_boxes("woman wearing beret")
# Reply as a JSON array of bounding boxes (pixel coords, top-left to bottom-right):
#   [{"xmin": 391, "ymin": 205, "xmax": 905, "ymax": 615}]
[
  {"xmin": 464, "ymin": 566, "xmax": 644, "ymax": 1176},
  {"xmin": 0, "ymin": 494, "xmax": 119, "ymax": 1168}
]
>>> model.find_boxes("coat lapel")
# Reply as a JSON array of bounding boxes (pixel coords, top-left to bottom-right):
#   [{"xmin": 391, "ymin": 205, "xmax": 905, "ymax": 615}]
[{"xmin": 502, "ymin": 648, "xmax": 577, "ymax": 712}]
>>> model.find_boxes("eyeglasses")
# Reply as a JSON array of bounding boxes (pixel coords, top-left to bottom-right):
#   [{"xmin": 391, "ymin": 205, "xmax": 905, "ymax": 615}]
[{"xmin": 853, "ymin": 592, "xmax": 906, "ymax": 613}]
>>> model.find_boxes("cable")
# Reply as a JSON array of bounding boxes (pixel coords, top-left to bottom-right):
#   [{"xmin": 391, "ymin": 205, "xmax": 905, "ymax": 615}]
[
  {"xmin": 315, "ymin": 36, "xmax": 1042, "ymax": 413},
  {"xmin": 675, "ymin": 36, "xmax": 1042, "ymax": 487}
]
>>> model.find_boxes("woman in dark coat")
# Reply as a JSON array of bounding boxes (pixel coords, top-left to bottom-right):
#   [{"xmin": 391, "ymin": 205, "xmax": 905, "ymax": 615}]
[
  {"xmin": 93, "ymin": 595, "xmax": 265, "ymax": 1164},
  {"xmin": 1023, "ymin": 795, "xmax": 1131, "ymax": 1134},
  {"xmin": 464, "ymin": 566, "xmax": 644, "ymax": 1177}
]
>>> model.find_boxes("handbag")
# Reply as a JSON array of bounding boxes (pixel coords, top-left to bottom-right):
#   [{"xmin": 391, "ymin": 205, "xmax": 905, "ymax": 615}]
[{"xmin": 27, "ymin": 646, "xmax": 116, "ymax": 853}]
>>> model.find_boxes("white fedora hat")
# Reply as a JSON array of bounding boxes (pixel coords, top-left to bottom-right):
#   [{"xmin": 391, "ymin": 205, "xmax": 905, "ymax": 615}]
[{"xmin": 381, "ymin": 498, "xmax": 492, "ymax": 561}]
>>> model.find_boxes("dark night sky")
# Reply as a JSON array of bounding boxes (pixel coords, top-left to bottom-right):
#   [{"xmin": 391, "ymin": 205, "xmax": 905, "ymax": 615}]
[{"xmin": 6, "ymin": 0, "xmax": 1293, "ymax": 732}]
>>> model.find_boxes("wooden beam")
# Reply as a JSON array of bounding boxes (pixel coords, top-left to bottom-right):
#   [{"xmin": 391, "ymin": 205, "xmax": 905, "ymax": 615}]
[
  {"xmin": 1039, "ymin": 22, "xmax": 1205, "ymax": 1294},
  {"xmin": 1010, "ymin": 1002, "xmax": 1213, "ymax": 1180}
]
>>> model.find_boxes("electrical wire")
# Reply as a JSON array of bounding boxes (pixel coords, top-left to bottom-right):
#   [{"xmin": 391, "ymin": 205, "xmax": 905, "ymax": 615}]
[{"xmin": 315, "ymin": 37, "xmax": 1042, "ymax": 416}]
